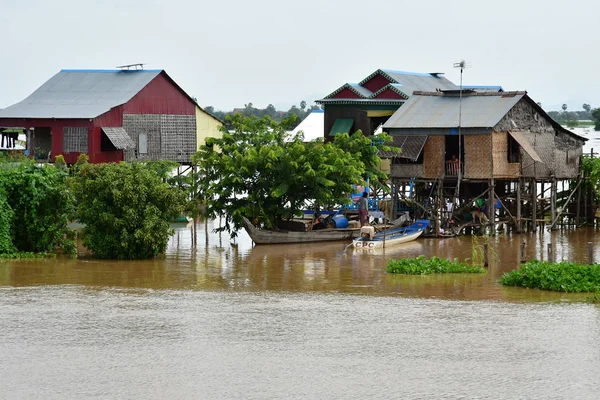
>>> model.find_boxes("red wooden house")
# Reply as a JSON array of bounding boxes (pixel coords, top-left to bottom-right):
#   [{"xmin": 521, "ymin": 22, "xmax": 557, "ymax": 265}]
[{"xmin": 0, "ymin": 68, "xmax": 213, "ymax": 164}]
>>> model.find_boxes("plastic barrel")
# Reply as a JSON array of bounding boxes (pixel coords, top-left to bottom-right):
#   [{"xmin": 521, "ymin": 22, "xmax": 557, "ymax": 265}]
[{"xmin": 332, "ymin": 215, "xmax": 349, "ymax": 228}]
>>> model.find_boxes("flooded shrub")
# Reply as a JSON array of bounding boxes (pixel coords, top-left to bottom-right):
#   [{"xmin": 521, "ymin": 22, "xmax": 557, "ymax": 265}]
[
  {"xmin": 500, "ymin": 260, "xmax": 600, "ymax": 292},
  {"xmin": 72, "ymin": 162, "xmax": 185, "ymax": 259},
  {"xmin": 0, "ymin": 159, "xmax": 74, "ymax": 255},
  {"xmin": 387, "ymin": 255, "xmax": 486, "ymax": 275}
]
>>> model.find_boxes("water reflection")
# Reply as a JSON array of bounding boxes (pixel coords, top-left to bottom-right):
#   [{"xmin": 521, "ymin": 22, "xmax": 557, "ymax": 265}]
[{"xmin": 1, "ymin": 219, "xmax": 599, "ymax": 301}]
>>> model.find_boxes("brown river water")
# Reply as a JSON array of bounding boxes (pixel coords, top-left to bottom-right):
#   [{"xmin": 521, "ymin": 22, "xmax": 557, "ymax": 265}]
[{"xmin": 1, "ymin": 220, "xmax": 600, "ymax": 399}]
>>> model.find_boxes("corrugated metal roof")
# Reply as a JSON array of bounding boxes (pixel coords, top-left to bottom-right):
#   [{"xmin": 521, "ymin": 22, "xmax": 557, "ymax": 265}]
[
  {"xmin": 382, "ymin": 70, "xmax": 458, "ymax": 94},
  {"xmin": 383, "ymin": 91, "xmax": 525, "ymax": 129},
  {"xmin": 379, "ymin": 135, "xmax": 428, "ymax": 160},
  {"xmin": 101, "ymin": 127, "xmax": 136, "ymax": 150},
  {"xmin": 0, "ymin": 70, "xmax": 161, "ymax": 119}
]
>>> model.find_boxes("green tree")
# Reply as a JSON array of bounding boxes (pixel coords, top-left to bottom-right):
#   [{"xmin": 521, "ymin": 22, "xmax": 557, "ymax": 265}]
[
  {"xmin": 300, "ymin": 100, "xmax": 307, "ymax": 110},
  {"xmin": 592, "ymin": 108, "xmax": 600, "ymax": 131},
  {"xmin": 192, "ymin": 114, "xmax": 395, "ymax": 236},
  {"xmin": 583, "ymin": 103, "xmax": 591, "ymax": 113},
  {"xmin": 562, "ymin": 103, "xmax": 568, "ymax": 112},
  {"xmin": 0, "ymin": 158, "xmax": 74, "ymax": 254},
  {"xmin": 72, "ymin": 162, "xmax": 186, "ymax": 259}
]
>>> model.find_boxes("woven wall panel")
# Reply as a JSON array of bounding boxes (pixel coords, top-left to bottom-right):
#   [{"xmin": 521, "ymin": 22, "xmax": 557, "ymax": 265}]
[
  {"xmin": 391, "ymin": 164, "xmax": 423, "ymax": 179},
  {"xmin": 464, "ymin": 135, "xmax": 491, "ymax": 179},
  {"xmin": 422, "ymin": 135, "xmax": 444, "ymax": 178},
  {"xmin": 160, "ymin": 115, "xmax": 196, "ymax": 163},
  {"xmin": 492, "ymin": 132, "xmax": 520, "ymax": 178},
  {"xmin": 63, "ymin": 127, "xmax": 88, "ymax": 154},
  {"xmin": 123, "ymin": 114, "xmax": 161, "ymax": 161}
]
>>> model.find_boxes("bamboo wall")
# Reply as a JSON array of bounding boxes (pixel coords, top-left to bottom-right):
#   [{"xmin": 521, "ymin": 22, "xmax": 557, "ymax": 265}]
[
  {"xmin": 492, "ymin": 131, "xmax": 520, "ymax": 178},
  {"xmin": 464, "ymin": 134, "xmax": 492, "ymax": 179},
  {"xmin": 391, "ymin": 163, "xmax": 423, "ymax": 178},
  {"xmin": 422, "ymin": 135, "xmax": 444, "ymax": 178}
]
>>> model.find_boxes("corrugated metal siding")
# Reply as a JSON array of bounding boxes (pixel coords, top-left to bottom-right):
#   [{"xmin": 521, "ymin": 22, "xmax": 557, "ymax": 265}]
[
  {"xmin": 123, "ymin": 73, "xmax": 195, "ymax": 115},
  {"xmin": 464, "ymin": 135, "xmax": 492, "ymax": 179},
  {"xmin": 422, "ymin": 136, "xmax": 444, "ymax": 178},
  {"xmin": 492, "ymin": 132, "xmax": 520, "ymax": 178}
]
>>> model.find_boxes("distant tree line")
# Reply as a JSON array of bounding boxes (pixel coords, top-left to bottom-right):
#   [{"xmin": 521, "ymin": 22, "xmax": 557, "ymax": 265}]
[
  {"xmin": 544, "ymin": 103, "xmax": 600, "ymax": 130},
  {"xmin": 203, "ymin": 102, "xmax": 321, "ymax": 129}
]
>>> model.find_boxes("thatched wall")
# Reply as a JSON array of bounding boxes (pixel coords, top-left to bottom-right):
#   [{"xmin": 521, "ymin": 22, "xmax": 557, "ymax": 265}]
[
  {"xmin": 492, "ymin": 131, "xmax": 520, "ymax": 178},
  {"xmin": 422, "ymin": 135, "xmax": 444, "ymax": 178},
  {"xmin": 123, "ymin": 114, "xmax": 196, "ymax": 163},
  {"xmin": 391, "ymin": 164, "xmax": 423, "ymax": 178},
  {"xmin": 494, "ymin": 99, "xmax": 583, "ymax": 179},
  {"xmin": 464, "ymin": 134, "xmax": 492, "ymax": 179}
]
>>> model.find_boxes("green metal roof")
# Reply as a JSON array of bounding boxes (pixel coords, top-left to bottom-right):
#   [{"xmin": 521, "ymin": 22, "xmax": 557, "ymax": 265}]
[{"xmin": 329, "ymin": 118, "xmax": 354, "ymax": 136}]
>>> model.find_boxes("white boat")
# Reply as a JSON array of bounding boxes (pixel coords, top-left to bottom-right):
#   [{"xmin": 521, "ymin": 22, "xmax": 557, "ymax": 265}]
[{"xmin": 352, "ymin": 220, "xmax": 429, "ymax": 249}]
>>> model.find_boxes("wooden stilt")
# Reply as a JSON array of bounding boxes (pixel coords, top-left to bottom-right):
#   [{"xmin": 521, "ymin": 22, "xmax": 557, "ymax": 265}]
[
  {"xmin": 532, "ymin": 178, "xmax": 537, "ymax": 232},
  {"xmin": 392, "ymin": 180, "xmax": 399, "ymax": 221},
  {"xmin": 550, "ymin": 177, "xmax": 556, "ymax": 230},
  {"xmin": 576, "ymin": 176, "xmax": 582, "ymax": 226},
  {"xmin": 488, "ymin": 179, "xmax": 495, "ymax": 233},
  {"xmin": 516, "ymin": 178, "xmax": 522, "ymax": 233}
]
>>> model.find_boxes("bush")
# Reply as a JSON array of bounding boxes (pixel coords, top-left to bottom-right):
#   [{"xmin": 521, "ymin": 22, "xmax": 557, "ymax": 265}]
[
  {"xmin": 72, "ymin": 162, "xmax": 185, "ymax": 259},
  {"xmin": 0, "ymin": 159, "xmax": 74, "ymax": 255},
  {"xmin": 500, "ymin": 260, "xmax": 600, "ymax": 292},
  {"xmin": 387, "ymin": 255, "xmax": 486, "ymax": 275}
]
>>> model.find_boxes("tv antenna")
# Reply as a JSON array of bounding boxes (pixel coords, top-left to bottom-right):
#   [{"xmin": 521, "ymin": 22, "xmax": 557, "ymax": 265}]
[
  {"xmin": 116, "ymin": 63, "xmax": 146, "ymax": 70},
  {"xmin": 453, "ymin": 60, "xmax": 469, "ymax": 181}
]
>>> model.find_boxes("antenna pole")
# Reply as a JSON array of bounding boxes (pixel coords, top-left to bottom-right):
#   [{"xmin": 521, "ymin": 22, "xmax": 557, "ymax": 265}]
[{"xmin": 458, "ymin": 65, "xmax": 463, "ymax": 180}]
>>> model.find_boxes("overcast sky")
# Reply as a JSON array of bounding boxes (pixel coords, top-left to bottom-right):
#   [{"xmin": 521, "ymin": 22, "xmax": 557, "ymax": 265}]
[{"xmin": 2, "ymin": 0, "xmax": 599, "ymax": 112}]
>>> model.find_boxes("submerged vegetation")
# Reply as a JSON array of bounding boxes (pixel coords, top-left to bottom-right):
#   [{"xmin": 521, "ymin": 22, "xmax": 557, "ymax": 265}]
[
  {"xmin": 387, "ymin": 256, "xmax": 486, "ymax": 275},
  {"xmin": 500, "ymin": 260, "xmax": 600, "ymax": 292},
  {"xmin": 0, "ymin": 154, "xmax": 75, "ymax": 257},
  {"xmin": 0, "ymin": 153, "xmax": 186, "ymax": 260},
  {"xmin": 72, "ymin": 158, "xmax": 186, "ymax": 259}
]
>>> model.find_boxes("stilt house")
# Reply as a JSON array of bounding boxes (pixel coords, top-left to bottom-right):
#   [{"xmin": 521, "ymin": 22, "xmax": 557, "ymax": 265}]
[
  {"xmin": 0, "ymin": 67, "xmax": 222, "ymax": 164},
  {"xmin": 381, "ymin": 90, "xmax": 587, "ymax": 233}
]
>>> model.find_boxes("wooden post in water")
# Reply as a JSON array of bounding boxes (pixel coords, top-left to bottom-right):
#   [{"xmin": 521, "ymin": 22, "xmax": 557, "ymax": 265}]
[
  {"xmin": 520, "ymin": 240, "xmax": 526, "ymax": 264},
  {"xmin": 576, "ymin": 177, "xmax": 582, "ymax": 226},
  {"xmin": 551, "ymin": 178, "xmax": 557, "ymax": 230},
  {"xmin": 532, "ymin": 178, "xmax": 537, "ymax": 232},
  {"xmin": 588, "ymin": 242, "xmax": 594, "ymax": 264},
  {"xmin": 516, "ymin": 178, "xmax": 522, "ymax": 233},
  {"xmin": 488, "ymin": 179, "xmax": 495, "ymax": 234},
  {"xmin": 547, "ymin": 243, "xmax": 553, "ymax": 263},
  {"xmin": 483, "ymin": 243, "xmax": 489, "ymax": 267}
]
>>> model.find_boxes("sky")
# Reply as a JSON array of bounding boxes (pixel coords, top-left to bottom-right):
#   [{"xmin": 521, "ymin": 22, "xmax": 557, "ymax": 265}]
[{"xmin": 2, "ymin": 0, "xmax": 599, "ymax": 112}]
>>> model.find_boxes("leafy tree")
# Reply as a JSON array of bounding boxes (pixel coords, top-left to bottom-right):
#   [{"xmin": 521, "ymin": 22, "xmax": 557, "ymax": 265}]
[
  {"xmin": 583, "ymin": 103, "xmax": 591, "ymax": 113},
  {"xmin": 72, "ymin": 162, "xmax": 186, "ymax": 259},
  {"xmin": 192, "ymin": 114, "xmax": 395, "ymax": 236},
  {"xmin": 562, "ymin": 104, "xmax": 567, "ymax": 112},
  {"xmin": 0, "ymin": 158, "xmax": 74, "ymax": 254},
  {"xmin": 300, "ymin": 100, "xmax": 307, "ymax": 110},
  {"xmin": 592, "ymin": 108, "xmax": 600, "ymax": 131}
]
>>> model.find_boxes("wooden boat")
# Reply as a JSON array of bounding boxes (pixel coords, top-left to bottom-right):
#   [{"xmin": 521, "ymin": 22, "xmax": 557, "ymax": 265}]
[
  {"xmin": 352, "ymin": 219, "xmax": 429, "ymax": 249},
  {"xmin": 242, "ymin": 217, "xmax": 359, "ymax": 245}
]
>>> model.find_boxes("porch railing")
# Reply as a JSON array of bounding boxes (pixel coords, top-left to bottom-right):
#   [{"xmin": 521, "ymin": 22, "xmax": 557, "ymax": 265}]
[{"xmin": 445, "ymin": 160, "xmax": 463, "ymax": 176}]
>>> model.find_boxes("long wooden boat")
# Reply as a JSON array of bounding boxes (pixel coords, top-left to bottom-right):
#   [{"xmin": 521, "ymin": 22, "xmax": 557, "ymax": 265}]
[
  {"xmin": 242, "ymin": 217, "xmax": 359, "ymax": 245},
  {"xmin": 352, "ymin": 219, "xmax": 429, "ymax": 249}
]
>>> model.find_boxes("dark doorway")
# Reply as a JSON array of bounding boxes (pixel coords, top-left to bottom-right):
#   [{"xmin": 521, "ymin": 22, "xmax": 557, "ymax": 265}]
[
  {"xmin": 101, "ymin": 131, "xmax": 117, "ymax": 152},
  {"xmin": 445, "ymin": 134, "xmax": 464, "ymax": 176}
]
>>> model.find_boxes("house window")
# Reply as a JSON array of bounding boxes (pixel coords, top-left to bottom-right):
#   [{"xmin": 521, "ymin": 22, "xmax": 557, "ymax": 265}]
[
  {"xmin": 507, "ymin": 134, "xmax": 520, "ymax": 163},
  {"xmin": 63, "ymin": 127, "xmax": 88, "ymax": 153},
  {"xmin": 139, "ymin": 133, "xmax": 148, "ymax": 154}
]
